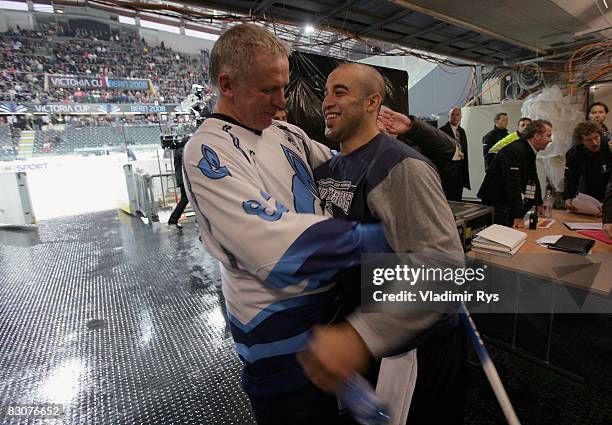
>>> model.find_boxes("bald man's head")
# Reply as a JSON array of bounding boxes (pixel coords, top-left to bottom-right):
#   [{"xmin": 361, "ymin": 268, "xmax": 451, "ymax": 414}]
[
  {"xmin": 449, "ymin": 107, "xmax": 461, "ymax": 126},
  {"xmin": 323, "ymin": 62, "xmax": 386, "ymax": 144},
  {"xmin": 334, "ymin": 63, "xmax": 386, "ymax": 102}
]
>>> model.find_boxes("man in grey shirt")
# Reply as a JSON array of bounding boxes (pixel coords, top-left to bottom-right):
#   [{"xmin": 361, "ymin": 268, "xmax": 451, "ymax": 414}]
[{"xmin": 302, "ymin": 63, "xmax": 466, "ymax": 425}]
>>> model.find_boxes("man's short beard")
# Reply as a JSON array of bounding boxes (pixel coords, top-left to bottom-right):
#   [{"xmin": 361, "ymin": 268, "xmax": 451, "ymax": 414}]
[{"xmin": 324, "ymin": 125, "xmax": 347, "ymax": 143}]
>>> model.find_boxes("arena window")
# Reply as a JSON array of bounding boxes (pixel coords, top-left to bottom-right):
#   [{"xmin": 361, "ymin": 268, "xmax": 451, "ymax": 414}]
[
  {"xmin": 140, "ymin": 19, "xmax": 180, "ymax": 34},
  {"xmin": 118, "ymin": 15, "xmax": 136, "ymax": 26},
  {"xmin": 0, "ymin": 0, "xmax": 28, "ymax": 11}
]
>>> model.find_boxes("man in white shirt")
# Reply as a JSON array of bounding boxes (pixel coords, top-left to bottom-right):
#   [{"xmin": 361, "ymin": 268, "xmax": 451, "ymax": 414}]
[{"xmin": 439, "ymin": 107, "xmax": 470, "ymax": 201}]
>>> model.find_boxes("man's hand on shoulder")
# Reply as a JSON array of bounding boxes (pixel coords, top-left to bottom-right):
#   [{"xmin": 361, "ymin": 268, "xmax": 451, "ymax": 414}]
[
  {"xmin": 297, "ymin": 322, "xmax": 370, "ymax": 393},
  {"xmin": 377, "ymin": 106, "xmax": 412, "ymax": 136}
]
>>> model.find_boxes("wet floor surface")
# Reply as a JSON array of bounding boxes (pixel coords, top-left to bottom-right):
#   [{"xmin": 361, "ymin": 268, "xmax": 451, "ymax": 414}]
[
  {"xmin": 1, "ymin": 210, "xmax": 609, "ymax": 425},
  {"xmin": 0, "ymin": 211, "xmax": 255, "ymax": 425}
]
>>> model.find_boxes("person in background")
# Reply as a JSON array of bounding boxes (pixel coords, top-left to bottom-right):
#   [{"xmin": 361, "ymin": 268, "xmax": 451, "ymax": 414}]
[
  {"xmin": 272, "ymin": 108, "xmax": 288, "ymax": 122},
  {"xmin": 482, "ymin": 112, "xmax": 509, "ymax": 169},
  {"xmin": 485, "ymin": 117, "xmax": 532, "ymax": 164},
  {"xmin": 439, "ymin": 107, "xmax": 470, "ymax": 201},
  {"xmin": 167, "ymin": 142, "xmax": 188, "ymax": 230},
  {"xmin": 587, "ymin": 101, "xmax": 609, "ymax": 144},
  {"xmin": 126, "ymin": 144, "xmax": 137, "ymax": 161},
  {"xmin": 478, "ymin": 120, "xmax": 553, "ymax": 228},
  {"xmin": 564, "ymin": 121, "xmax": 612, "ymax": 212}
]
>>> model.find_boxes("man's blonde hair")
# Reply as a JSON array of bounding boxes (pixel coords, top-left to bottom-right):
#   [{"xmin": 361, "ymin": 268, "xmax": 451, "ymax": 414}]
[{"xmin": 210, "ymin": 24, "xmax": 292, "ymax": 89}]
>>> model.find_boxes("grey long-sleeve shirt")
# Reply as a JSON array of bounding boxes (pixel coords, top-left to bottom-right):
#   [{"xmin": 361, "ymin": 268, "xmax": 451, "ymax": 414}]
[{"xmin": 315, "ymin": 132, "xmax": 464, "ymax": 357}]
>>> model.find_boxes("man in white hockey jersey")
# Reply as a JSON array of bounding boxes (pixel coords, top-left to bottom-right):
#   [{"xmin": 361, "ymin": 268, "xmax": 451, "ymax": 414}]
[{"xmin": 183, "ymin": 24, "xmax": 458, "ymax": 425}]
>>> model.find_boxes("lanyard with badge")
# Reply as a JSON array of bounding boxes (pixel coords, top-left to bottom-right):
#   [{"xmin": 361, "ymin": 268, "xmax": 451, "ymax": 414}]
[
  {"xmin": 452, "ymin": 128, "xmax": 464, "ymax": 160},
  {"xmin": 524, "ymin": 179, "xmax": 537, "ymax": 201}
]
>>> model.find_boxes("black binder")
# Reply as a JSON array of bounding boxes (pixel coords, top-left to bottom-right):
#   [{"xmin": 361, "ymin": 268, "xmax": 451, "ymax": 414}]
[{"xmin": 548, "ymin": 235, "xmax": 595, "ymax": 254}]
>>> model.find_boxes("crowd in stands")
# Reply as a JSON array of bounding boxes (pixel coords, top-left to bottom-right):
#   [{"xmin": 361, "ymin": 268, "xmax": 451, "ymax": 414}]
[
  {"xmin": 1, "ymin": 112, "xmax": 163, "ymax": 129},
  {"xmin": 0, "ymin": 25, "xmax": 210, "ymax": 104},
  {"xmin": 0, "ymin": 20, "xmax": 212, "ymax": 159}
]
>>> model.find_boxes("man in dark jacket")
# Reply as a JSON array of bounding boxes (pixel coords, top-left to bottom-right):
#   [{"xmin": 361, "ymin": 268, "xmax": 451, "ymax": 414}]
[
  {"xmin": 482, "ymin": 112, "xmax": 509, "ymax": 169},
  {"xmin": 167, "ymin": 142, "xmax": 188, "ymax": 230},
  {"xmin": 439, "ymin": 107, "xmax": 470, "ymax": 201},
  {"xmin": 564, "ymin": 121, "xmax": 612, "ymax": 211},
  {"xmin": 485, "ymin": 117, "xmax": 532, "ymax": 165},
  {"xmin": 478, "ymin": 120, "xmax": 553, "ymax": 228}
]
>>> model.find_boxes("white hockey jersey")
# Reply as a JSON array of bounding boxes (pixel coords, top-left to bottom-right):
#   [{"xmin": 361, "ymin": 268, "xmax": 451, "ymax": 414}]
[{"xmin": 183, "ymin": 114, "xmax": 389, "ymax": 395}]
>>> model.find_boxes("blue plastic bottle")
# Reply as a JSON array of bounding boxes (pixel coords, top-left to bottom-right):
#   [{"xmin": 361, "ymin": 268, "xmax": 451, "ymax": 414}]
[{"xmin": 336, "ymin": 374, "xmax": 390, "ymax": 425}]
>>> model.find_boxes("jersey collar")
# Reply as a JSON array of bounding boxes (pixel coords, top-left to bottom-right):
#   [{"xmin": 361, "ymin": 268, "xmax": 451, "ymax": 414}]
[{"xmin": 207, "ymin": 113, "xmax": 263, "ymax": 136}]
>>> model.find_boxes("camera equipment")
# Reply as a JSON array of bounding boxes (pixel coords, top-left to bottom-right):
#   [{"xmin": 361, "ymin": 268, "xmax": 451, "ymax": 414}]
[
  {"xmin": 179, "ymin": 83, "xmax": 215, "ymax": 128},
  {"xmin": 160, "ymin": 133, "xmax": 189, "ymax": 150},
  {"xmin": 160, "ymin": 84, "xmax": 216, "ymax": 149}
]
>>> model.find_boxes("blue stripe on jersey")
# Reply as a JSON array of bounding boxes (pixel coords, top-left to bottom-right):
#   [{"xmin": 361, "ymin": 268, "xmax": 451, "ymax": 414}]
[
  {"xmin": 264, "ymin": 220, "xmax": 391, "ymax": 290},
  {"xmin": 264, "ymin": 268, "xmax": 338, "ymax": 292},
  {"xmin": 282, "ymin": 145, "xmax": 319, "ymax": 214},
  {"xmin": 229, "ymin": 288, "xmax": 340, "ymax": 348},
  {"xmin": 235, "ymin": 330, "xmax": 311, "ymax": 363},
  {"xmin": 225, "ymin": 289, "xmax": 337, "ymax": 333}
]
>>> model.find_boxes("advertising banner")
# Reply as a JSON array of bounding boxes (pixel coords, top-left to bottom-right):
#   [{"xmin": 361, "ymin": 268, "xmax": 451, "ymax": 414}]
[
  {"xmin": 0, "ymin": 103, "xmax": 180, "ymax": 115},
  {"xmin": 44, "ymin": 74, "xmax": 152, "ymax": 91}
]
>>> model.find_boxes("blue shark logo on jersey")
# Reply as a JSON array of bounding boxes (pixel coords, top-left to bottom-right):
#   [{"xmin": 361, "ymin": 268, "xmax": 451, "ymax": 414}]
[
  {"xmin": 282, "ymin": 145, "xmax": 318, "ymax": 214},
  {"xmin": 198, "ymin": 145, "xmax": 231, "ymax": 179},
  {"xmin": 243, "ymin": 191, "xmax": 289, "ymax": 221}
]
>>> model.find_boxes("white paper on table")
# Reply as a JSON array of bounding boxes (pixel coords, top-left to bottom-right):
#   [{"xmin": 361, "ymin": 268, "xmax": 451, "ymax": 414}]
[
  {"xmin": 564, "ymin": 222, "xmax": 603, "ymax": 230},
  {"xmin": 536, "ymin": 234, "xmax": 563, "ymax": 247},
  {"xmin": 571, "ymin": 193, "xmax": 602, "ymax": 215}
]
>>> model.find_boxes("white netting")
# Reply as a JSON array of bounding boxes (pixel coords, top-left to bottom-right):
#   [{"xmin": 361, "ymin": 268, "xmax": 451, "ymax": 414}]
[{"xmin": 520, "ymin": 85, "xmax": 583, "ymax": 191}]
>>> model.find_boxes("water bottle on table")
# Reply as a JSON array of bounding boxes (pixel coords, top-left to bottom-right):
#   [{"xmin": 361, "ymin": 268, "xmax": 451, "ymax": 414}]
[
  {"xmin": 336, "ymin": 373, "xmax": 390, "ymax": 425},
  {"xmin": 543, "ymin": 186, "xmax": 553, "ymax": 219},
  {"xmin": 529, "ymin": 207, "xmax": 538, "ymax": 230}
]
